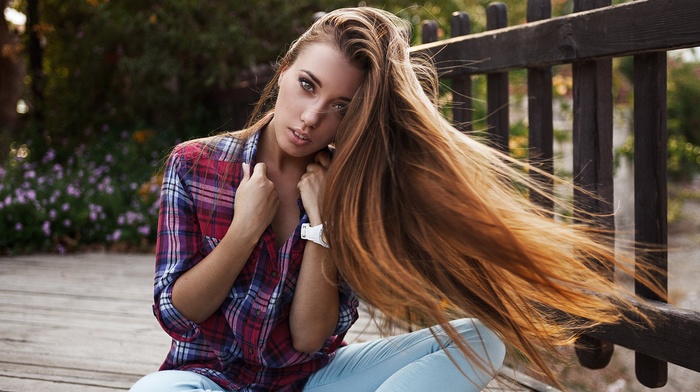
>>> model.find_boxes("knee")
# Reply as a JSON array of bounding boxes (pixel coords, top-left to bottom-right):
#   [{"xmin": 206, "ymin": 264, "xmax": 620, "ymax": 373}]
[
  {"xmin": 129, "ymin": 372, "xmax": 160, "ymax": 392},
  {"xmin": 450, "ymin": 318, "xmax": 506, "ymax": 370}
]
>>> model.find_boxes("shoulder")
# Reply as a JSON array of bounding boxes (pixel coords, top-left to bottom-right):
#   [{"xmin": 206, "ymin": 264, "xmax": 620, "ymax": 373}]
[{"xmin": 172, "ymin": 134, "xmax": 243, "ymax": 161}]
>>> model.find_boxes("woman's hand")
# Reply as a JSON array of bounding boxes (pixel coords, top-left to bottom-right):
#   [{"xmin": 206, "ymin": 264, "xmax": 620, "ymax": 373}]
[
  {"xmin": 298, "ymin": 151, "xmax": 331, "ymax": 226},
  {"xmin": 230, "ymin": 162, "xmax": 279, "ymax": 241}
]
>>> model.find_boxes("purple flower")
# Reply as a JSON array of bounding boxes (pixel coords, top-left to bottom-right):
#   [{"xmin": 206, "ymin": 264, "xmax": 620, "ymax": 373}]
[
  {"xmin": 15, "ymin": 222, "xmax": 22, "ymax": 231},
  {"xmin": 137, "ymin": 225, "xmax": 150, "ymax": 236},
  {"xmin": 125, "ymin": 211, "xmax": 144, "ymax": 224},
  {"xmin": 89, "ymin": 203, "xmax": 104, "ymax": 222},
  {"xmin": 67, "ymin": 184, "xmax": 81, "ymax": 197},
  {"xmin": 110, "ymin": 229, "xmax": 122, "ymax": 242},
  {"xmin": 13, "ymin": 190, "xmax": 26, "ymax": 204},
  {"xmin": 42, "ymin": 221, "xmax": 51, "ymax": 236},
  {"xmin": 49, "ymin": 209, "xmax": 57, "ymax": 219},
  {"xmin": 53, "ymin": 163, "xmax": 64, "ymax": 179},
  {"xmin": 97, "ymin": 178, "xmax": 114, "ymax": 194},
  {"xmin": 61, "ymin": 202, "xmax": 70, "ymax": 212},
  {"xmin": 42, "ymin": 149, "xmax": 56, "ymax": 164},
  {"xmin": 63, "ymin": 219, "xmax": 71, "ymax": 228}
]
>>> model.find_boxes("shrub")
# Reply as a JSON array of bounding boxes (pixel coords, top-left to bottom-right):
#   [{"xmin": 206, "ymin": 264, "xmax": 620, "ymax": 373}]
[{"xmin": 0, "ymin": 129, "xmax": 167, "ymax": 254}]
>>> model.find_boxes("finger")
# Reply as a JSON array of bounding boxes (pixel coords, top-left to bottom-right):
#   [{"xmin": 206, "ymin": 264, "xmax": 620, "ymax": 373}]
[
  {"xmin": 315, "ymin": 150, "xmax": 331, "ymax": 168},
  {"xmin": 241, "ymin": 162, "xmax": 251, "ymax": 182},
  {"xmin": 306, "ymin": 162, "xmax": 322, "ymax": 173},
  {"xmin": 252, "ymin": 162, "xmax": 268, "ymax": 178}
]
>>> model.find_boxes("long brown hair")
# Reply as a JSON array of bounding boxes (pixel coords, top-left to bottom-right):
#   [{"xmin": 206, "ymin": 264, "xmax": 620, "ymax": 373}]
[{"xmin": 242, "ymin": 7, "xmax": 661, "ymax": 387}]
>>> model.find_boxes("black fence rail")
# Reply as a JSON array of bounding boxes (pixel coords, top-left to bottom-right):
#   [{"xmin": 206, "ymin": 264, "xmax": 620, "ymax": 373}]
[{"xmin": 412, "ymin": 0, "xmax": 700, "ymax": 388}]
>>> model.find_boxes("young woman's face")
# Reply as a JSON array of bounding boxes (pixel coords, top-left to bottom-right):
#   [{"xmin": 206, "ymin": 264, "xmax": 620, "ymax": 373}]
[{"xmin": 271, "ymin": 42, "xmax": 364, "ymax": 158}]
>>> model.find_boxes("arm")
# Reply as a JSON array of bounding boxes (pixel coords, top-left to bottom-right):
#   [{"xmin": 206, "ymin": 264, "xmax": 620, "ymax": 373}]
[
  {"xmin": 172, "ymin": 162, "xmax": 279, "ymax": 323},
  {"xmin": 290, "ymin": 151, "xmax": 342, "ymax": 353}
]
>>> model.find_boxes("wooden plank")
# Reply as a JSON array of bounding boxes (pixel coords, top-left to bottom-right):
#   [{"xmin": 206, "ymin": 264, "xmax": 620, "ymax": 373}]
[
  {"xmin": 633, "ymin": 51, "xmax": 669, "ymax": 388},
  {"xmin": 588, "ymin": 299, "xmax": 700, "ymax": 373},
  {"xmin": 421, "ymin": 20, "xmax": 438, "ymax": 44},
  {"xmin": 486, "ymin": 3, "xmax": 510, "ymax": 152},
  {"xmin": 526, "ymin": 0, "xmax": 554, "ymax": 210},
  {"xmin": 450, "ymin": 12, "xmax": 472, "ymax": 133},
  {"xmin": 0, "ymin": 253, "xmax": 545, "ymax": 391},
  {"xmin": 569, "ymin": 0, "xmax": 616, "ymax": 371},
  {"xmin": 411, "ymin": 0, "xmax": 700, "ymax": 75},
  {"xmin": 0, "ymin": 254, "xmax": 166, "ymax": 391},
  {"xmin": 0, "ymin": 375, "xmax": 119, "ymax": 392},
  {"xmin": 570, "ymin": 3, "xmax": 615, "ymax": 254}
]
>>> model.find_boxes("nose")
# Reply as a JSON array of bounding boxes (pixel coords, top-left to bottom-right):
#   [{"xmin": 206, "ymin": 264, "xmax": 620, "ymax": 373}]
[{"xmin": 301, "ymin": 106, "xmax": 322, "ymax": 129}]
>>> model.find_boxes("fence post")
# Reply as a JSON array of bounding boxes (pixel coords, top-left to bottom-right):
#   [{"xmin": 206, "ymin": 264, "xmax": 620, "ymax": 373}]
[
  {"xmin": 526, "ymin": 0, "xmax": 554, "ymax": 210},
  {"xmin": 633, "ymin": 51, "xmax": 669, "ymax": 388},
  {"xmin": 486, "ymin": 3, "xmax": 509, "ymax": 153},
  {"xmin": 421, "ymin": 20, "xmax": 438, "ymax": 44},
  {"xmin": 571, "ymin": 0, "xmax": 616, "ymax": 370},
  {"xmin": 451, "ymin": 12, "xmax": 472, "ymax": 133}
]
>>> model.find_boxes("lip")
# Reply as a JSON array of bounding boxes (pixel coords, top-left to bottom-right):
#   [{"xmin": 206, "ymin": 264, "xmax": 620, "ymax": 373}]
[{"xmin": 288, "ymin": 127, "xmax": 311, "ymax": 145}]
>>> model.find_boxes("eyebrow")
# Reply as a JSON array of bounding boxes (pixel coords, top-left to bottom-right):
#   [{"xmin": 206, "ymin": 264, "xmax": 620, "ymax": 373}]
[{"xmin": 301, "ymin": 69, "xmax": 353, "ymax": 102}]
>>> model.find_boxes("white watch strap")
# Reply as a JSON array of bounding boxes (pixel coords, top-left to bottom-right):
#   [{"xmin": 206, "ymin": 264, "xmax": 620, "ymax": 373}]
[{"xmin": 301, "ymin": 223, "xmax": 329, "ymax": 248}]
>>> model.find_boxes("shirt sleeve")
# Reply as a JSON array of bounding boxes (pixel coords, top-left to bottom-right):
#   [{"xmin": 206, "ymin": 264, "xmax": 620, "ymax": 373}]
[
  {"xmin": 333, "ymin": 279, "xmax": 359, "ymax": 336},
  {"xmin": 152, "ymin": 146, "xmax": 202, "ymax": 341}
]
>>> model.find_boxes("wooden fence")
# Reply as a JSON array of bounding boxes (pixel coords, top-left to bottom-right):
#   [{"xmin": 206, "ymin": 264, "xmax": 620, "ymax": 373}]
[{"xmin": 411, "ymin": 0, "xmax": 700, "ymax": 388}]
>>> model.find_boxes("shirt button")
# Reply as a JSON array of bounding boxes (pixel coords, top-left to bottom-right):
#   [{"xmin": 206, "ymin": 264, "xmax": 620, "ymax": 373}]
[
  {"xmin": 255, "ymin": 310, "xmax": 261, "ymax": 316},
  {"xmin": 248, "ymin": 348, "xmax": 253, "ymax": 354},
  {"xmin": 271, "ymin": 271, "xmax": 278, "ymax": 278}
]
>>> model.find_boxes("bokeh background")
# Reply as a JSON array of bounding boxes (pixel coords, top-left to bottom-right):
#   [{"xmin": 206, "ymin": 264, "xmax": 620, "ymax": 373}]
[{"xmin": 1, "ymin": 1, "xmax": 698, "ymax": 255}]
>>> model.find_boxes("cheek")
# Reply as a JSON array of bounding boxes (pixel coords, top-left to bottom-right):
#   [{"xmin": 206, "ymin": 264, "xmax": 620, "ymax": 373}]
[
  {"xmin": 278, "ymin": 84, "xmax": 308, "ymax": 113},
  {"xmin": 319, "ymin": 124, "xmax": 340, "ymax": 143}
]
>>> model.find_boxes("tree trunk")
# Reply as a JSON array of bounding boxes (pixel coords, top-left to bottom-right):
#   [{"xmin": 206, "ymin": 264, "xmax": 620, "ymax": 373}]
[
  {"xmin": 27, "ymin": 0, "xmax": 44, "ymax": 129},
  {"xmin": 0, "ymin": 0, "xmax": 26, "ymax": 157}
]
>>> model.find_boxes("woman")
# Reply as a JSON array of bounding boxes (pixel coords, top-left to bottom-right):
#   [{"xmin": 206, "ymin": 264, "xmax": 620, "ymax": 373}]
[{"xmin": 131, "ymin": 7, "xmax": 658, "ymax": 392}]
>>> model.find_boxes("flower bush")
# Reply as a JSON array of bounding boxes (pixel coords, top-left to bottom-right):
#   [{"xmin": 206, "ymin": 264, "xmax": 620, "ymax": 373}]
[{"xmin": 0, "ymin": 129, "xmax": 170, "ymax": 255}]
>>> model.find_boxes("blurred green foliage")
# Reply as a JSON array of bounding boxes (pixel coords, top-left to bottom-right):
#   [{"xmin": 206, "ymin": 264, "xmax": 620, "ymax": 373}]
[
  {"xmin": 9, "ymin": 0, "xmax": 580, "ymax": 158},
  {"xmin": 2, "ymin": 0, "xmax": 699, "ymax": 254},
  {"xmin": 615, "ymin": 55, "xmax": 700, "ymax": 180}
]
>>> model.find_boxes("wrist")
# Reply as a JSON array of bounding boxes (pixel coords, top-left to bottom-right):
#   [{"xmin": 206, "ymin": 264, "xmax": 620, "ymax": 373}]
[
  {"xmin": 226, "ymin": 217, "xmax": 262, "ymax": 248},
  {"xmin": 301, "ymin": 223, "xmax": 329, "ymax": 248}
]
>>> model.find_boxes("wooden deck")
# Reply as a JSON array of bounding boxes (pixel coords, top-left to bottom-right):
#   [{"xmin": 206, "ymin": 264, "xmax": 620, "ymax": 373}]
[{"xmin": 0, "ymin": 253, "xmax": 552, "ymax": 391}]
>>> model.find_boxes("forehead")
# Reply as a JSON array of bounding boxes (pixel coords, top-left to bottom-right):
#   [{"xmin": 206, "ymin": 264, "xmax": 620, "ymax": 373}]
[{"xmin": 291, "ymin": 43, "xmax": 364, "ymax": 95}]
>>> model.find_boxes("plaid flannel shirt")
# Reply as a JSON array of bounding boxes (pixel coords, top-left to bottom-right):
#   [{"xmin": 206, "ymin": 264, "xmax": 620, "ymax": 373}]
[{"xmin": 153, "ymin": 128, "xmax": 359, "ymax": 391}]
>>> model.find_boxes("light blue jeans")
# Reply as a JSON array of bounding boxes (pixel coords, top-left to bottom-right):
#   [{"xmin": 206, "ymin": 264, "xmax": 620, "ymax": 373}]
[{"xmin": 129, "ymin": 318, "xmax": 505, "ymax": 392}]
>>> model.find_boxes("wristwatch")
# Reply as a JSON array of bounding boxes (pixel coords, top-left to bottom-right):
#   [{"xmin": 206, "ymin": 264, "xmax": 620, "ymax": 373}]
[{"xmin": 300, "ymin": 223, "xmax": 329, "ymax": 248}]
